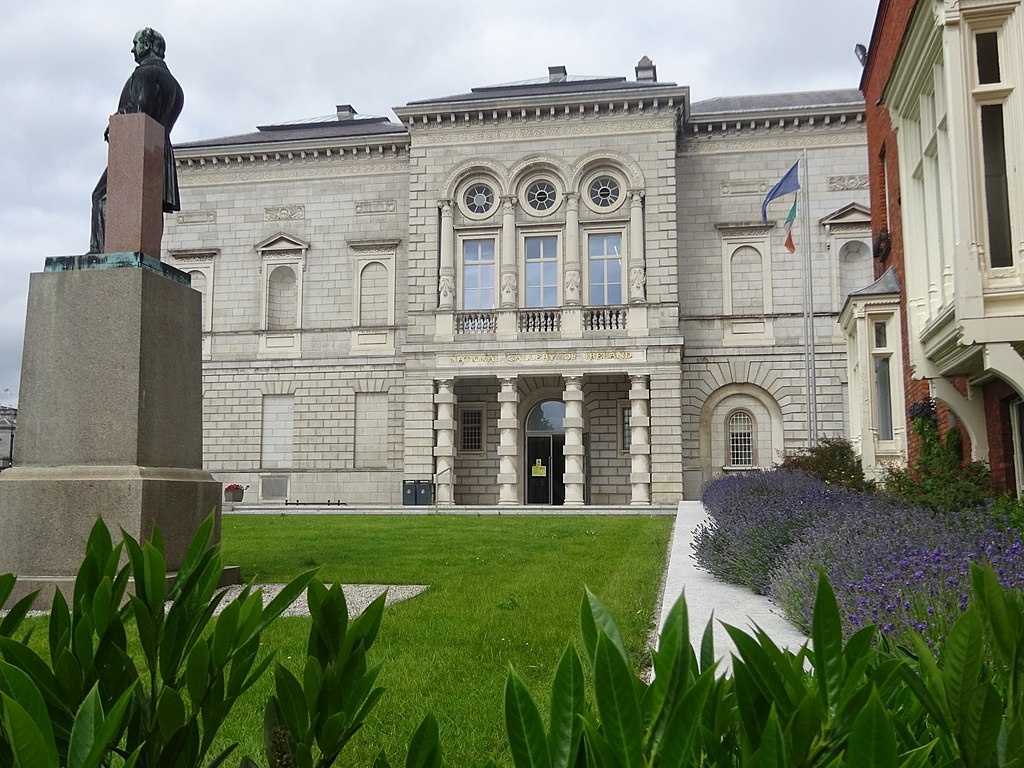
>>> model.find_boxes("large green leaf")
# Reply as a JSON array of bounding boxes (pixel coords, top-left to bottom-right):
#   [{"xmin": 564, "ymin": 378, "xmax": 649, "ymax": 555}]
[
  {"xmin": 942, "ymin": 607, "xmax": 983, "ymax": 730},
  {"xmin": 847, "ymin": 688, "xmax": 897, "ymax": 768},
  {"xmin": 811, "ymin": 572, "xmax": 844, "ymax": 717},
  {"xmin": 580, "ymin": 589, "xmax": 626, "ymax": 665},
  {"xmin": 67, "ymin": 684, "xmax": 134, "ymax": 768},
  {"xmin": 756, "ymin": 705, "xmax": 787, "ymax": 768},
  {"xmin": 0, "ymin": 661, "xmax": 59, "ymax": 766},
  {"xmin": 405, "ymin": 714, "xmax": 444, "ymax": 768},
  {"xmin": 505, "ymin": 668, "xmax": 551, "ymax": 768},
  {"xmin": 593, "ymin": 633, "xmax": 643, "ymax": 768},
  {"xmin": 547, "ymin": 645, "xmax": 584, "ymax": 768},
  {"xmin": 655, "ymin": 668, "xmax": 715, "ymax": 766},
  {"xmin": 958, "ymin": 681, "xmax": 1001, "ymax": 768},
  {"xmin": 0, "ymin": 691, "xmax": 57, "ymax": 768}
]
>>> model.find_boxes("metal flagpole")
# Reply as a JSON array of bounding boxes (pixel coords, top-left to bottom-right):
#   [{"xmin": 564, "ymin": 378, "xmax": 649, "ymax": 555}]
[{"xmin": 800, "ymin": 147, "xmax": 818, "ymax": 445}]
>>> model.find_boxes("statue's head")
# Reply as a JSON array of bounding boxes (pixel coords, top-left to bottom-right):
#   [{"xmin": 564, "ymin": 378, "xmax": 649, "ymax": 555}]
[{"xmin": 132, "ymin": 28, "xmax": 166, "ymax": 62}]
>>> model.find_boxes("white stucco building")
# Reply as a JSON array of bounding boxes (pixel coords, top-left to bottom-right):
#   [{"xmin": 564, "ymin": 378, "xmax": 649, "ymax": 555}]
[{"xmin": 164, "ymin": 60, "xmax": 871, "ymax": 507}]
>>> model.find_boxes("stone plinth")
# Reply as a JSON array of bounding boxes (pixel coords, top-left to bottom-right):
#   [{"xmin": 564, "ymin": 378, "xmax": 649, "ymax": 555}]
[
  {"xmin": 0, "ymin": 257, "xmax": 221, "ymax": 604},
  {"xmin": 105, "ymin": 113, "xmax": 167, "ymax": 258}
]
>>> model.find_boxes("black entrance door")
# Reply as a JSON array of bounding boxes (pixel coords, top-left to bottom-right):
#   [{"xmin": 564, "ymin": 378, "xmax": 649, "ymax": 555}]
[{"xmin": 526, "ymin": 434, "xmax": 566, "ymax": 505}]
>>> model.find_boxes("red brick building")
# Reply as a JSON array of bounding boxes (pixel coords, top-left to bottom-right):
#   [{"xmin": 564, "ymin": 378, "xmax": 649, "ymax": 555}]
[{"xmin": 853, "ymin": 0, "xmax": 1024, "ymax": 493}]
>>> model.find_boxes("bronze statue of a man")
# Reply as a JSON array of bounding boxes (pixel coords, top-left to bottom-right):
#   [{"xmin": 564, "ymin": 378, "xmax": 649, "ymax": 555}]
[{"xmin": 89, "ymin": 28, "xmax": 184, "ymax": 254}]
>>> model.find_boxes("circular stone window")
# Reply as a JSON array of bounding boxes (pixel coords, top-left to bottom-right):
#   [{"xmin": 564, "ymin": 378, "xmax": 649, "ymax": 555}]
[
  {"xmin": 587, "ymin": 175, "xmax": 622, "ymax": 211},
  {"xmin": 525, "ymin": 179, "xmax": 558, "ymax": 213},
  {"xmin": 463, "ymin": 183, "xmax": 495, "ymax": 217}
]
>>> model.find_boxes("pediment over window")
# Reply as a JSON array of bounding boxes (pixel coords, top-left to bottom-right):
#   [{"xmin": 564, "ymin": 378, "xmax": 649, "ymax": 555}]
[
  {"xmin": 819, "ymin": 202, "xmax": 871, "ymax": 229},
  {"xmin": 255, "ymin": 232, "xmax": 310, "ymax": 253}
]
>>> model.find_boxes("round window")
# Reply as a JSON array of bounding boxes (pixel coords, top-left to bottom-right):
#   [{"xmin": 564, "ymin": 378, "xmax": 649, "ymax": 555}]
[
  {"xmin": 464, "ymin": 183, "xmax": 495, "ymax": 215},
  {"xmin": 588, "ymin": 175, "xmax": 621, "ymax": 209},
  {"xmin": 526, "ymin": 179, "xmax": 557, "ymax": 212}
]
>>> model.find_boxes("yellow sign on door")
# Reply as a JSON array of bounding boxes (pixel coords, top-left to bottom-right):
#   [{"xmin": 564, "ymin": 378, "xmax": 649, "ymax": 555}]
[{"xmin": 531, "ymin": 459, "xmax": 547, "ymax": 477}]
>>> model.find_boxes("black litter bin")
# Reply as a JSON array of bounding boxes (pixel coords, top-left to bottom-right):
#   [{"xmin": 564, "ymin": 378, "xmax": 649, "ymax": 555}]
[
  {"xmin": 402, "ymin": 479, "xmax": 417, "ymax": 506},
  {"xmin": 415, "ymin": 479, "xmax": 433, "ymax": 505}
]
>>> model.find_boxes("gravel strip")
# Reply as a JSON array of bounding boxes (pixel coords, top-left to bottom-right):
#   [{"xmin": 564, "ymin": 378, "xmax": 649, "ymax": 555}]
[{"xmin": 214, "ymin": 583, "xmax": 429, "ymax": 617}]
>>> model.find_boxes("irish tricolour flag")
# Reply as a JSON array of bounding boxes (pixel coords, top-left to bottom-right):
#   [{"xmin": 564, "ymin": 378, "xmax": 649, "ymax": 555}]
[{"xmin": 761, "ymin": 161, "xmax": 800, "ymax": 253}]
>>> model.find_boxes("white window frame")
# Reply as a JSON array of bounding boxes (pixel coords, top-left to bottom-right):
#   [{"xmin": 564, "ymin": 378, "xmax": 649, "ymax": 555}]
[
  {"xmin": 870, "ymin": 314, "xmax": 898, "ymax": 445},
  {"xmin": 457, "ymin": 231, "xmax": 499, "ymax": 311},
  {"xmin": 520, "ymin": 229, "xmax": 562, "ymax": 308},
  {"xmin": 966, "ymin": 12, "xmax": 1018, "ymax": 282},
  {"xmin": 584, "ymin": 227, "xmax": 627, "ymax": 306},
  {"xmin": 725, "ymin": 409, "xmax": 755, "ymax": 469}
]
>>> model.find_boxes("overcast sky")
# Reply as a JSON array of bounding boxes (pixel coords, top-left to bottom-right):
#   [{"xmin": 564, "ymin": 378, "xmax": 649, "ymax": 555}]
[{"xmin": 0, "ymin": 0, "xmax": 879, "ymax": 405}]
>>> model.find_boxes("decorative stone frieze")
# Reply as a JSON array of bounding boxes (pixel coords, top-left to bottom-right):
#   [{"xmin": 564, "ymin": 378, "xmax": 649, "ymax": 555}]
[{"xmin": 265, "ymin": 205, "xmax": 305, "ymax": 221}]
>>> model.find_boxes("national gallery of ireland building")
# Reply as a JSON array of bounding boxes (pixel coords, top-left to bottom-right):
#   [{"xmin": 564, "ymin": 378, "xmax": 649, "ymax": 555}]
[{"xmin": 163, "ymin": 59, "xmax": 875, "ymax": 507}]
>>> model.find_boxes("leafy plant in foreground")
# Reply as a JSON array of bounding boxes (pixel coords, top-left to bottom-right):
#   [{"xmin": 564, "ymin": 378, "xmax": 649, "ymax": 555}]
[{"xmin": 0, "ymin": 517, "xmax": 389, "ymax": 768}]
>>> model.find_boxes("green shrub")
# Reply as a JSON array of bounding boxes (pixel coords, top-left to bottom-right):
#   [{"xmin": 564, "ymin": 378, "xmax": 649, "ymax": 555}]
[
  {"xmin": 883, "ymin": 415, "xmax": 996, "ymax": 512},
  {"xmin": 502, "ymin": 566, "xmax": 1024, "ymax": 767},
  {"xmin": 0, "ymin": 518, "xmax": 385, "ymax": 768},
  {"xmin": 778, "ymin": 436, "xmax": 875, "ymax": 492}
]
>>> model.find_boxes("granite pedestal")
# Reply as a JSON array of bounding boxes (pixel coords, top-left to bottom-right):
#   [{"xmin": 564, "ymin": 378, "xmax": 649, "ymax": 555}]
[{"xmin": 0, "ymin": 255, "xmax": 222, "ymax": 604}]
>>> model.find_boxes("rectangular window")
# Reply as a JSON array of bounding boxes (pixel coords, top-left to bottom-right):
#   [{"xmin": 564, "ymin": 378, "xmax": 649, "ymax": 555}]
[
  {"xmin": 462, "ymin": 239, "xmax": 495, "ymax": 309},
  {"xmin": 977, "ymin": 31, "xmax": 1001, "ymax": 84},
  {"xmin": 525, "ymin": 236, "xmax": 558, "ymax": 307},
  {"xmin": 588, "ymin": 233, "xmax": 622, "ymax": 305},
  {"xmin": 621, "ymin": 406, "xmax": 632, "ymax": 452},
  {"xmin": 871, "ymin": 317, "xmax": 895, "ymax": 441},
  {"xmin": 981, "ymin": 104, "xmax": 1013, "ymax": 268},
  {"xmin": 460, "ymin": 408, "xmax": 483, "ymax": 453}
]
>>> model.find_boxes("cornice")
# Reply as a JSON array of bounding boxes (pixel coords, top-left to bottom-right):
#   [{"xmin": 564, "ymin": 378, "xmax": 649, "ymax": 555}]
[
  {"xmin": 678, "ymin": 127, "xmax": 867, "ymax": 156},
  {"xmin": 178, "ymin": 158, "xmax": 408, "ymax": 187},
  {"xmin": 682, "ymin": 109, "xmax": 866, "ymax": 141},
  {"xmin": 395, "ymin": 87, "xmax": 687, "ymax": 132},
  {"xmin": 174, "ymin": 137, "xmax": 409, "ymax": 180},
  {"xmin": 412, "ymin": 114, "xmax": 678, "ymax": 148}
]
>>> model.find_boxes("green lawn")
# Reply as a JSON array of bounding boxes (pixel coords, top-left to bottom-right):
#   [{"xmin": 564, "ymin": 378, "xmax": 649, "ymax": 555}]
[{"xmin": 216, "ymin": 514, "xmax": 672, "ymax": 766}]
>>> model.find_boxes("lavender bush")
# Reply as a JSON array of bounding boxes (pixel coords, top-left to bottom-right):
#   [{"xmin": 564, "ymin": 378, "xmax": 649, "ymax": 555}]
[
  {"xmin": 702, "ymin": 469, "xmax": 1024, "ymax": 649},
  {"xmin": 694, "ymin": 470, "xmax": 852, "ymax": 594}
]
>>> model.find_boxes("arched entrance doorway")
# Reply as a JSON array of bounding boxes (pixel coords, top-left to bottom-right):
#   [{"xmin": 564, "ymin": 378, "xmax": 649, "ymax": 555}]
[{"xmin": 525, "ymin": 400, "xmax": 566, "ymax": 505}]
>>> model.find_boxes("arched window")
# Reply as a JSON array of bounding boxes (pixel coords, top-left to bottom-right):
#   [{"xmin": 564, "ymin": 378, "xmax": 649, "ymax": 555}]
[
  {"xmin": 728, "ymin": 411, "xmax": 754, "ymax": 467},
  {"xmin": 267, "ymin": 265, "xmax": 297, "ymax": 330}
]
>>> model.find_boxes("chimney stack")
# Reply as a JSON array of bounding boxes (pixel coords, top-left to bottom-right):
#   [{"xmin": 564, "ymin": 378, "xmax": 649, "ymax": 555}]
[
  {"xmin": 635, "ymin": 56, "xmax": 657, "ymax": 82},
  {"xmin": 548, "ymin": 66, "xmax": 567, "ymax": 83},
  {"xmin": 336, "ymin": 104, "xmax": 355, "ymax": 120}
]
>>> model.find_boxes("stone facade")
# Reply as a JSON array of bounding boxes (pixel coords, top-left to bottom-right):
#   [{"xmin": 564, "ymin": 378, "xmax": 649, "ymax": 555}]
[{"xmin": 164, "ymin": 64, "xmax": 871, "ymax": 506}]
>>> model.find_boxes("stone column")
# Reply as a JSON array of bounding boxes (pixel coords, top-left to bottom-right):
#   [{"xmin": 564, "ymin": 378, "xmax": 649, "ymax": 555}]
[
  {"xmin": 438, "ymin": 200, "xmax": 455, "ymax": 310},
  {"xmin": 562, "ymin": 192, "xmax": 583, "ymax": 338},
  {"xmin": 433, "ymin": 379, "xmax": 456, "ymax": 505},
  {"xmin": 497, "ymin": 377, "xmax": 520, "ymax": 505},
  {"xmin": 629, "ymin": 374, "xmax": 652, "ymax": 505},
  {"xmin": 500, "ymin": 196, "xmax": 518, "ymax": 308},
  {"xmin": 627, "ymin": 190, "xmax": 646, "ymax": 303},
  {"xmin": 564, "ymin": 193, "xmax": 581, "ymax": 305},
  {"xmin": 563, "ymin": 376, "xmax": 586, "ymax": 506}
]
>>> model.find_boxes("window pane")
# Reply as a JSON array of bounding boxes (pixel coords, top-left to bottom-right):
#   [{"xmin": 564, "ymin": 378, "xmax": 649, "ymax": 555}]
[
  {"xmin": 875, "ymin": 357, "xmax": 893, "ymax": 440},
  {"xmin": 526, "ymin": 238, "xmax": 541, "ymax": 260},
  {"xmin": 728, "ymin": 412, "xmax": 753, "ymax": 466},
  {"xmin": 981, "ymin": 104, "xmax": 1013, "ymax": 268},
  {"xmin": 461, "ymin": 409, "xmax": 483, "ymax": 452},
  {"xmin": 977, "ymin": 32, "xmax": 1001, "ymax": 84},
  {"xmin": 463, "ymin": 240, "xmax": 495, "ymax": 309},
  {"xmin": 526, "ymin": 286, "xmax": 540, "ymax": 307},
  {"xmin": 874, "ymin": 321, "xmax": 887, "ymax": 349}
]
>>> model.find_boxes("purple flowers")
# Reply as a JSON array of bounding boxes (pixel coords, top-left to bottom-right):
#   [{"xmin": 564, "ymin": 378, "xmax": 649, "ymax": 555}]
[{"xmin": 695, "ymin": 470, "xmax": 1024, "ymax": 648}]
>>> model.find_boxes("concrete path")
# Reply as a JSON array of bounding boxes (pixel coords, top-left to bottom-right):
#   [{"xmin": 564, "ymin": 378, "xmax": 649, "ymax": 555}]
[{"xmin": 656, "ymin": 501, "xmax": 808, "ymax": 673}]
